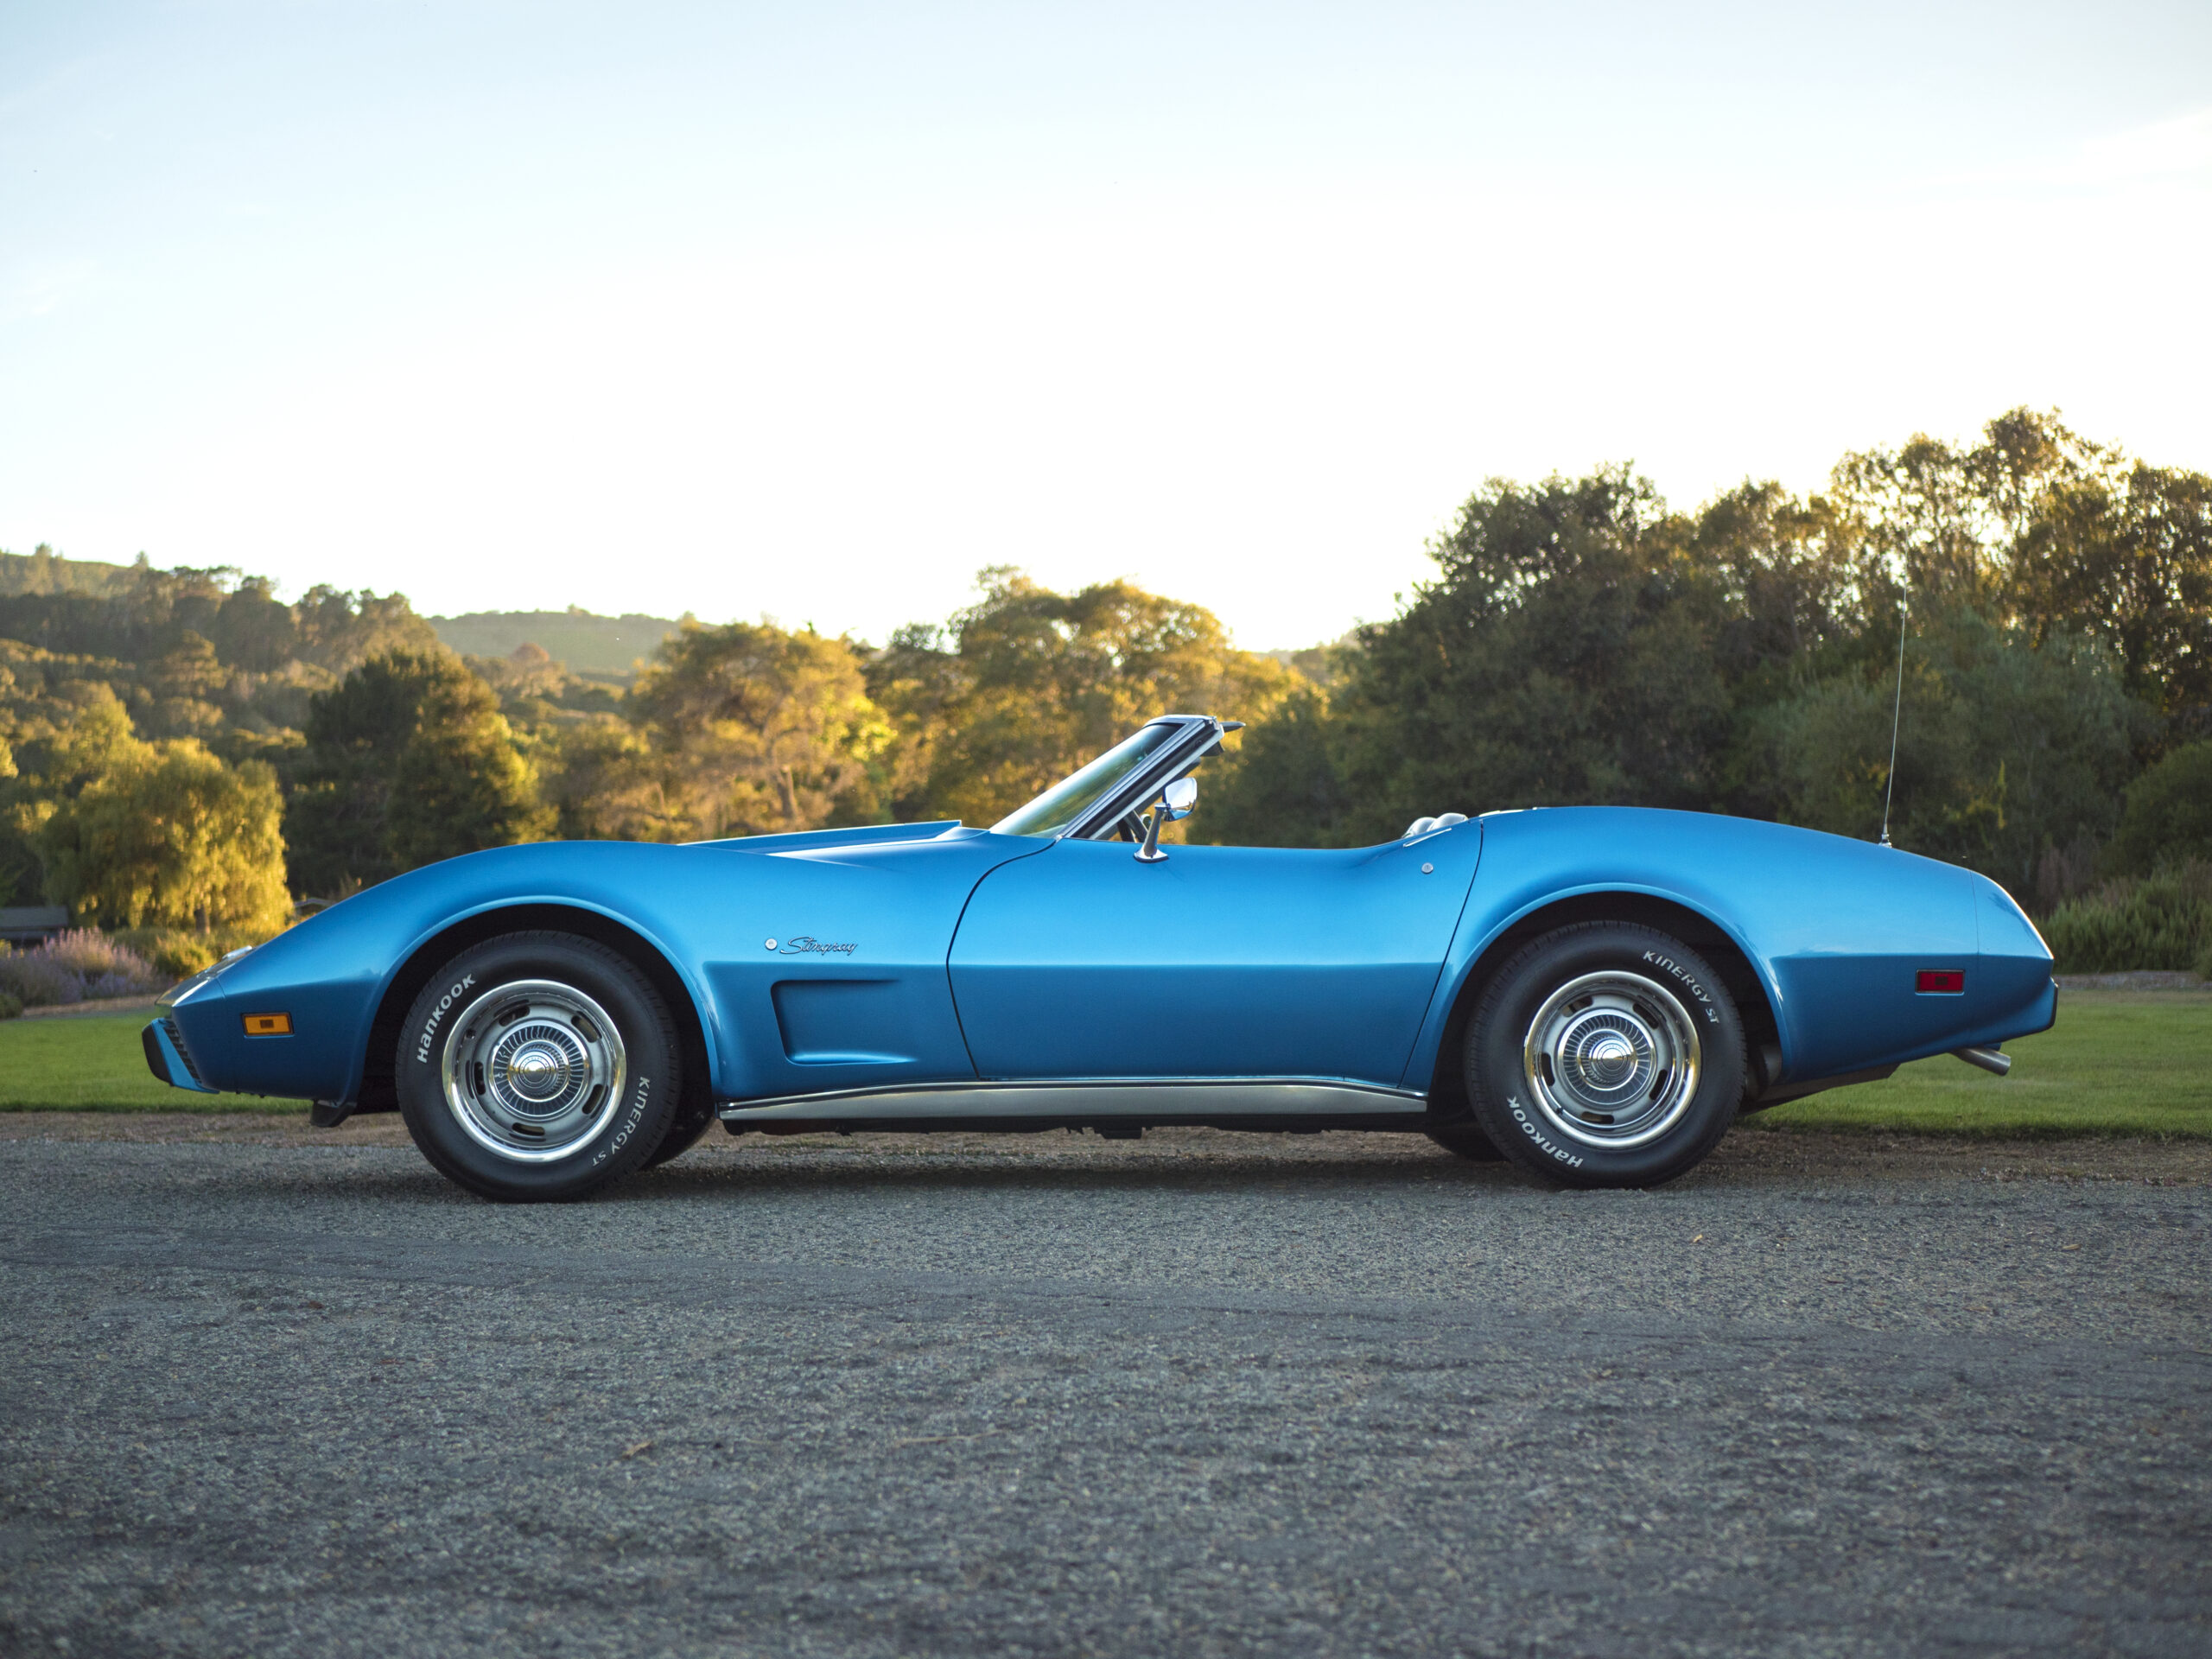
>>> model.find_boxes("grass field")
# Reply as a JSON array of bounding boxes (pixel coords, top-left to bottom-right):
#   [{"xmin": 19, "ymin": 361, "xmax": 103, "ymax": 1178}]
[
  {"xmin": 1751, "ymin": 988, "xmax": 2212, "ymax": 1139},
  {"xmin": 0, "ymin": 1013, "xmax": 271, "ymax": 1113},
  {"xmin": 2, "ymin": 990, "xmax": 2207, "ymax": 1136}
]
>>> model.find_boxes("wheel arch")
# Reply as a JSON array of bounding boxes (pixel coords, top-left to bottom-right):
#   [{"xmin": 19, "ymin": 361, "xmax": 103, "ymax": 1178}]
[
  {"xmin": 353, "ymin": 902, "xmax": 716, "ymax": 1120},
  {"xmin": 1421, "ymin": 888, "xmax": 1784, "ymax": 1116}
]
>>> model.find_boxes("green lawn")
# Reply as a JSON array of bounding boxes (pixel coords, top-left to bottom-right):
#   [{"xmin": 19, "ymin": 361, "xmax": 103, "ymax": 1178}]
[
  {"xmin": 0, "ymin": 1013, "xmax": 295, "ymax": 1113},
  {"xmin": 1751, "ymin": 988, "xmax": 2212, "ymax": 1139},
  {"xmin": 3, "ymin": 990, "xmax": 2207, "ymax": 1135}
]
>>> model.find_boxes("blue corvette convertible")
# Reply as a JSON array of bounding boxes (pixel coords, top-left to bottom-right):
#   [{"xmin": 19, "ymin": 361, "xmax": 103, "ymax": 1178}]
[{"xmin": 144, "ymin": 713, "xmax": 2055, "ymax": 1199}]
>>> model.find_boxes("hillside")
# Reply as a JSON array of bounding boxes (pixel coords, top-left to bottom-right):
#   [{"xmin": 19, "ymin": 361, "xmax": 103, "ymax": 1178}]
[
  {"xmin": 428, "ymin": 608, "xmax": 682, "ymax": 683},
  {"xmin": 0, "ymin": 546, "xmax": 142, "ymax": 598},
  {"xmin": 0, "ymin": 553, "xmax": 678, "ymax": 687}
]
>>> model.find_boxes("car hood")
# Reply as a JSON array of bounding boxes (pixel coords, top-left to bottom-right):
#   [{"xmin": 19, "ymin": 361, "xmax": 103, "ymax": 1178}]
[{"xmin": 693, "ymin": 820, "xmax": 972, "ymax": 856}]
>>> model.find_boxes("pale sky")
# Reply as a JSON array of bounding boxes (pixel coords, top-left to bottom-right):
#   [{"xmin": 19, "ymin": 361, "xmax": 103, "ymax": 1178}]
[{"xmin": 4, "ymin": 3, "xmax": 2209, "ymax": 650}]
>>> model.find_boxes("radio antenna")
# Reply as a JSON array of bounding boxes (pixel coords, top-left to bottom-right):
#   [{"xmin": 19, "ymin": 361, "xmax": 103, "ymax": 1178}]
[{"xmin": 1878, "ymin": 581, "xmax": 1907, "ymax": 848}]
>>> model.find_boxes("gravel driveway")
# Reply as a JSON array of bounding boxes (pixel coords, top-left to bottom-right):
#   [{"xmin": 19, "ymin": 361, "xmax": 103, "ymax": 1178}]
[{"xmin": 1, "ymin": 1122, "xmax": 2207, "ymax": 1657}]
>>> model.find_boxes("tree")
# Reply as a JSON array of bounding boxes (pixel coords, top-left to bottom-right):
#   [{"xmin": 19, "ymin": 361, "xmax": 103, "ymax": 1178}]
[
  {"xmin": 2011, "ymin": 458, "xmax": 2212, "ymax": 741},
  {"xmin": 207, "ymin": 575, "xmax": 301, "ymax": 674},
  {"xmin": 861, "ymin": 622, "xmax": 973, "ymax": 823},
  {"xmin": 0, "ymin": 555, "xmax": 448, "ymax": 785},
  {"xmin": 1689, "ymin": 482, "xmax": 1855, "ymax": 699},
  {"xmin": 873, "ymin": 569, "xmax": 1298, "ymax": 828},
  {"xmin": 35, "ymin": 739, "xmax": 289, "ymax": 932},
  {"xmin": 0, "ymin": 684, "xmax": 136, "ymax": 902},
  {"xmin": 2102, "ymin": 741, "xmax": 2212, "ymax": 875},
  {"xmin": 1822, "ymin": 408, "xmax": 2212, "ymax": 744},
  {"xmin": 290, "ymin": 586, "xmax": 443, "ymax": 675},
  {"xmin": 286, "ymin": 651, "xmax": 550, "ymax": 894},
  {"xmin": 385, "ymin": 670, "xmax": 556, "ymax": 869},
  {"xmin": 626, "ymin": 622, "xmax": 889, "ymax": 838},
  {"xmin": 143, "ymin": 629, "xmax": 228, "ymax": 739},
  {"xmin": 1212, "ymin": 411, "xmax": 2190, "ymax": 862},
  {"xmin": 1742, "ymin": 608, "xmax": 2150, "ymax": 891},
  {"xmin": 540, "ymin": 715, "xmax": 691, "ymax": 843},
  {"xmin": 1823, "ymin": 407, "xmax": 2098, "ymax": 614},
  {"xmin": 36, "ymin": 683, "xmax": 143, "ymax": 791},
  {"xmin": 1332, "ymin": 467, "xmax": 1735, "ymax": 842},
  {"xmin": 1199, "ymin": 687, "xmax": 1357, "ymax": 848}
]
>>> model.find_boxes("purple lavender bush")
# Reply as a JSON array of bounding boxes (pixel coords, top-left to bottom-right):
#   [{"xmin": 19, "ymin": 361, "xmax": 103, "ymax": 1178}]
[{"xmin": 0, "ymin": 929, "xmax": 164, "ymax": 1008}]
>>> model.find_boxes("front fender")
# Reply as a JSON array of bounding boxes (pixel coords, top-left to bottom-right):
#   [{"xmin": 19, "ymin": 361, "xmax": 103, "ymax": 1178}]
[
  {"xmin": 162, "ymin": 827, "xmax": 1042, "ymax": 1106},
  {"xmin": 165, "ymin": 844, "xmax": 737, "ymax": 1104}
]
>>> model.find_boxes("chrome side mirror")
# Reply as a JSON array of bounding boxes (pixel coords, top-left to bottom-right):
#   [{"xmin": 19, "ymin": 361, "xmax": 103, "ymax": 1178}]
[{"xmin": 1135, "ymin": 776, "xmax": 1199, "ymax": 862}]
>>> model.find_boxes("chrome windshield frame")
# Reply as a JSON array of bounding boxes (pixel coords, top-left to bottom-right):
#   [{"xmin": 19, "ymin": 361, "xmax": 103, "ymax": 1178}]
[{"xmin": 998, "ymin": 714, "xmax": 1228, "ymax": 842}]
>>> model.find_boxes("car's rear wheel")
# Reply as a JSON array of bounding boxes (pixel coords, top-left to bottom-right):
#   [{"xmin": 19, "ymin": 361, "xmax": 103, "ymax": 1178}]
[
  {"xmin": 1465, "ymin": 922, "xmax": 1744, "ymax": 1189},
  {"xmin": 396, "ymin": 932, "xmax": 681, "ymax": 1202}
]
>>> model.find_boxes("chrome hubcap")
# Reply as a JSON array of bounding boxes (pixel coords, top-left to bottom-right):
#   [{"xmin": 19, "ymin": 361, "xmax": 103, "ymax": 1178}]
[
  {"xmin": 1521, "ymin": 970, "xmax": 1701, "ymax": 1149},
  {"xmin": 441, "ymin": 979, "xmax": 627, "ymax": 1164}
]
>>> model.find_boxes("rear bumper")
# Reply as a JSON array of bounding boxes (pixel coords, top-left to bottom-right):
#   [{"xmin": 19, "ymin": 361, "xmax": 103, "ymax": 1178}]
[{"xmin": 142, "ymin": 1018, "xmax": 217, "ymax": 1095}]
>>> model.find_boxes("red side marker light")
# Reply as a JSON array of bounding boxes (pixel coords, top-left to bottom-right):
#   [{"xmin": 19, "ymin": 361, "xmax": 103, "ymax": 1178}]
[
  {"xmin": 242, "ymin": 1012, "xmax": 293, "ymax": 1036},
  {"xmin": 1915, "ymin": 970, "xmax": 1965, "ymax": 995}
]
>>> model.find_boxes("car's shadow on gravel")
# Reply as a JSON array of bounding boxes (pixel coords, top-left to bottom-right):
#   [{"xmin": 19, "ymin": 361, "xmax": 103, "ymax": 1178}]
[
  {"xmin": 639, "ymin": 1158, "xmax": 1530, "ymax": 1201},
  {"xmin": 81, "ymin": 1122, "xmax": 2205, "ymax": 1211},
  {"xmin": 113, "ymin": 1140, "xmax": 1538, "ymax": 1211}
]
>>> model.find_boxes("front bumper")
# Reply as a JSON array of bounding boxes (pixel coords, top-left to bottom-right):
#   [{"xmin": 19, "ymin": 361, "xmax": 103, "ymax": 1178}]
[{"xmin": 142, "ymin": 1018, "xmax": 217, "ymax": 1094}]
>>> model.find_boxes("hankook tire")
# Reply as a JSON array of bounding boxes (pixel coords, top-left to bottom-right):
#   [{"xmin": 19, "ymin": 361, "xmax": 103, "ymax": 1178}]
[
  {"xmin": 1465, "ymin": 922, "xmax": 1745, "ymax": 1189},
  {"xmin": 395, "ymin": 931, "xmax": 682, "ymax": 1202}
]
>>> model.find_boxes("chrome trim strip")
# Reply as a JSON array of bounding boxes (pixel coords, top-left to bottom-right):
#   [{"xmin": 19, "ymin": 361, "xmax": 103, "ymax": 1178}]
[{"xmin": 718, "ymin": 1077, "xmax": 1428, "ymax": 1122}]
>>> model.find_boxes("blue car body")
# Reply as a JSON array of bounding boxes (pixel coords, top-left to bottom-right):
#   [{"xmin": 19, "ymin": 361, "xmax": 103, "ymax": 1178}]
[{"xmin": 151, "ymin": 801, "xmax": 2056, "ymax": 1126}]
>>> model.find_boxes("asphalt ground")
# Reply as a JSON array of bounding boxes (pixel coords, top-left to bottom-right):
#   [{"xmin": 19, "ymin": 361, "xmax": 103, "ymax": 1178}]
[{"xmin": 1, "ymin": 1122, "xmax": 2207, "ymax": 1658}]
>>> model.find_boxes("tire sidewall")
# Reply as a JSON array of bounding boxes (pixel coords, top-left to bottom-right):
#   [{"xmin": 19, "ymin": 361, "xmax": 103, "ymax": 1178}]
[
  {"xmin": 397, "ymin": 933, "xmax": 680, "ymax": 1201},
  {"xmin": 1466, "ymin": 925, "xmax": 1744, "ymax": 1189}
]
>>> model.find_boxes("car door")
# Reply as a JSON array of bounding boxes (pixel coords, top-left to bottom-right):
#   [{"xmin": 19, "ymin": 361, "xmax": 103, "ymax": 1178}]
[
  {"xmin": 946, "ymin": 825, "xmax": 1483, "ymax": 1086},
  {"xmin": 697, "ymin": 829, "xmax": 1048, "ymax": 1099}
]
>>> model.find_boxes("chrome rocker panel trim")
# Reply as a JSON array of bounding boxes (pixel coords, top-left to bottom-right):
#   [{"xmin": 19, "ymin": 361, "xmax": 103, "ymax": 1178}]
[{"xmin": 718, "ymin": 1077, "xmax": 1429, "ymax": 1123}]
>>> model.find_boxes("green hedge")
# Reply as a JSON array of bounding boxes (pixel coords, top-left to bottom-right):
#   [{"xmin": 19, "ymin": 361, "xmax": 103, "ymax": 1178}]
[{"xmin": 2041, "ymin": 863, "xmax": 2212, "ymax": 976}]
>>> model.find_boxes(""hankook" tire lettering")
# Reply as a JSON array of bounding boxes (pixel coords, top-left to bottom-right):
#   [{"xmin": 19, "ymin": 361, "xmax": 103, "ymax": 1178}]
[
  {"xmin": 1508, "ymin": 1096, "xmax": 1585, "ymax": 1168},
  {"xmin": 415, "ymin": 975, "xmax": 477, "ymax": 1065}
]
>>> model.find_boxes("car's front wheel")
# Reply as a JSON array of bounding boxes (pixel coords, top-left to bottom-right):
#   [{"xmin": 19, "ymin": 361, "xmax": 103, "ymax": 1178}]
[
  {"xmin": 1464, "ymin": 922, "xmax": 1745, "ymax": 1189},
  {"xmin": 396, "ymin": 931, "xmax": 682, "ymax": 1202}
]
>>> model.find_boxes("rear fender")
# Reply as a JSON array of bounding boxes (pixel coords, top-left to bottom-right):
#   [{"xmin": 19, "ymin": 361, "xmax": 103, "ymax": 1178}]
[
  {"xmin": 1401, "ymin": 880, "xmax": 1779, "ymax": 1096},
  {"xmin": 1401, "ymin": 807, "xmax": 2010, "ymax": 1094}
]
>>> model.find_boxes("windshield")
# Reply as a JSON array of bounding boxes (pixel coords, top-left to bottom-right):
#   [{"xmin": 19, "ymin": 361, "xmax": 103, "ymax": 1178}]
[{"xmin": 992, "ymin": 722, "xmax": 1184, "ymax": 838}]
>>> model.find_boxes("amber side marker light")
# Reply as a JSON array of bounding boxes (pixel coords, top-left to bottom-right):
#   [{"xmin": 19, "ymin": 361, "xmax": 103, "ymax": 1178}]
[
  {"xmin": 241, "ymin": 1013, "xmax": 293, "ymax": 1036},
  {"xmin": 1915, "ymin": 970, "xmax": 1965, "ymax": 995}
]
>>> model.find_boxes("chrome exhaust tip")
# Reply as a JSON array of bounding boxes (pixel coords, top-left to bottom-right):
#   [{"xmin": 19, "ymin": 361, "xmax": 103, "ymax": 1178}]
[{"xmin": 1952, "ymin": 1045, "xmax": 2011, "ymax": 1077}]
